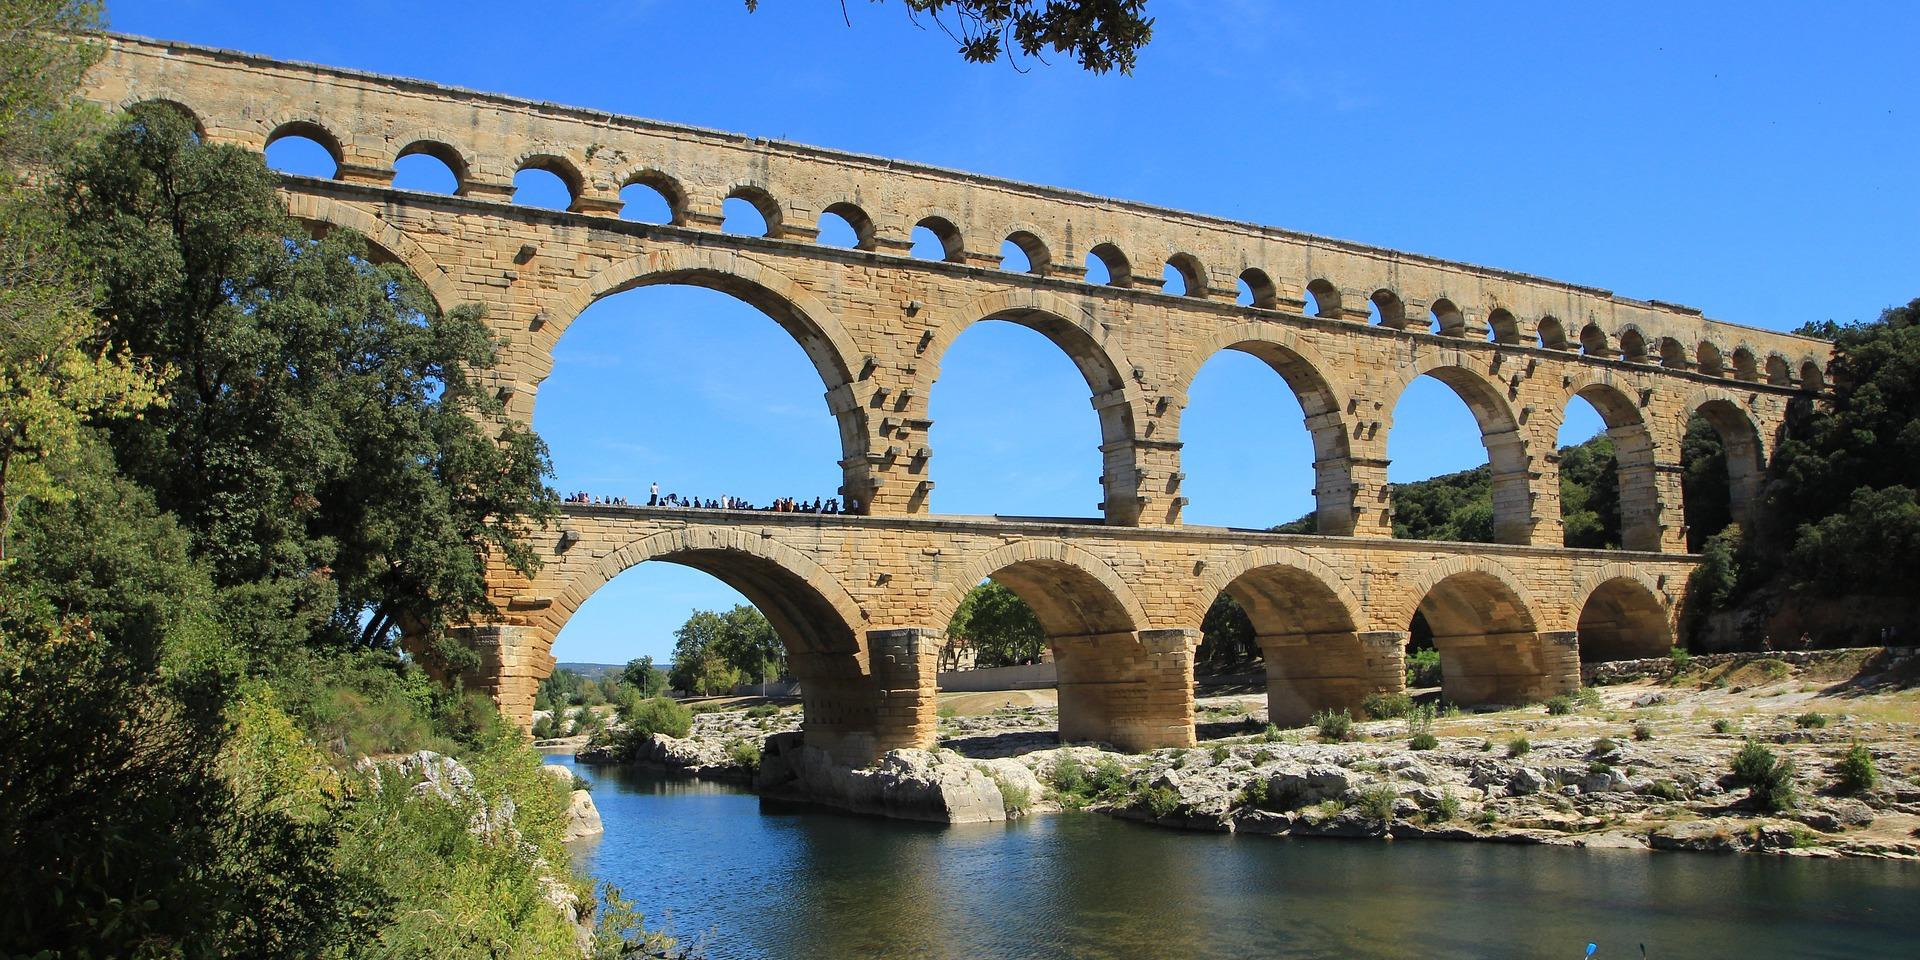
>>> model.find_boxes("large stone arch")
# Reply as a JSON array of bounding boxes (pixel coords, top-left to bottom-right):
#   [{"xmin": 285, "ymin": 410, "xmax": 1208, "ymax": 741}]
[
  {"xmin": 1682, "ymin": 388, "xmax": 1769, "ymax": 534},
  {"xmin": 1383, "ymin": 355, "xmax": 1536, "ymax": 545},
  {"xmin": 540, "ymin": 246, "xmax": 864, "ymax": 388},
  {"xmin": 1171, "ymin": 324, "xmax": 1358, "ymax": 534},
  {"xmin": 1570, "ymin": 564, "xmax": 1675, "ymax": 663},
  {"xmin": 282, "ymin": 193, "xmax": 460, "ymax": 310},
  {"xmin": 1193, "ymin": 546, "xmax": 1378, "ymax": 724},
  {"xmin": 919, "ymin": 289, "xmax": 1146, "ymax": 524},
  {"xmin": 1390, "ymin": 555, "xmax": 1540, "ymax": 635},
  {"xmin": 1189, "ymin": 545, "xmax": 1362, "ymax": 630},
  {"xmin": 1395, "ymin": 555, "xmax": 1571, "ymax": 707},
  {"xmin": 1557, "ymin": 374, "xmax": 1664, "ymax": 551},
  {"xmin": 930, "ymin": 538, "xmax": 1147, "ymax": 635},
  {"xmin": 932, "ymin": 539, "xmax": 1188, "ymax": 750},
  {"xmin": 534, "ymin": 245, "xmax": 874, "ymax": 504},
  {"xmin": 542, "ymin": 525, "xmax": 883, "ymax": 760},
  {"xmin": 550, "ymin": 525, "xmax": 866, "ymax": 658}
]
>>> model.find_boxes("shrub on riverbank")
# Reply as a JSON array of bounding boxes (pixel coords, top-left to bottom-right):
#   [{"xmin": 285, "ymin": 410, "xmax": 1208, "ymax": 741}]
[
  {"xmin": 1356, "ymin": 785, "xmax": 1398, "ymax": 822},
  {"xmin": 726, "ymin": 738, "xmax": 762, "ymax": 772},
  {"xmin": 1834, "ymin": 743, "xmax": 1877, "ymax": 794},
  {"xmin": 1047, "ymin": 755, "xmax": 1132, "ymax": 806},
  {"xmin": 624, "ymin": 696, "xmax": 695, "ymax": 738},
  {"xmin": 1731, "ymin": 740, "xmax": 1797, "ymax": 812},
  {"xmin": 1314, "ymin": 709, "xmax": 1354, "ymax": 742},
  {"xmin": 1362, "ymin": 692, "xmax": 1412, "ymax": 720}
]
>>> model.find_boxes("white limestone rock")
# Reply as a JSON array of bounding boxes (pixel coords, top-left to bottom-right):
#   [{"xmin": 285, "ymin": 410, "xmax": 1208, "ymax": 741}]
[{"xmin": 564, "ymin": 789, "xmax": 603, "ymax": 841}]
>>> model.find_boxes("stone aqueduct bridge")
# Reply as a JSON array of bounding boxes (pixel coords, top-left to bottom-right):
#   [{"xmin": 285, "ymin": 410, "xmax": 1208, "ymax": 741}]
[{"xmin": 86, "ymin": 36, "xmax": 1830, "ymax": 763}]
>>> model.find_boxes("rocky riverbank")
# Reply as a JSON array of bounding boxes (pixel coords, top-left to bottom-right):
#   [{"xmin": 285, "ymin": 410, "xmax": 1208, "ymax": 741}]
[{"xmin": 577, "ymin": 649, "xmax": 1920, "ymax": 859}]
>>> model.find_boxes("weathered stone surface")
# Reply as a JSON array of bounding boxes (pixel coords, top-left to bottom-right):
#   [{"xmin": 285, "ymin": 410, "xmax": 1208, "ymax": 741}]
[
  {"xmin": 1648, "ymin": 819, "xmax": 1744, "ymax": 852},
  {"xmin": 564, "ymin": 790, "xmax": 603, "ymax": 842},
  {"xmin": 755, "ymin": 736, "xmax": 1008, "ymax": 824}
]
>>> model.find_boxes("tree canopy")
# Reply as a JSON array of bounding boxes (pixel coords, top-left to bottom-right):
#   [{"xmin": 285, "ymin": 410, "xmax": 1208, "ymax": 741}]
[
  {"xmin": 948, "ymin": 579, "xmax": 1047, "ymax": 667},
  {"xmin": 62, "ymin": 103, "xmax": 556, "ymax": 653},
  {"xmin": 668, "ymin": 604, "xmax": 784, "ymax": 694},
  {"xmin": 747, "ymin": 0, "xmax": 1154, "ymax": 73},
  {"xmin": 0, "ymin": 9, "xmax": 623, "ymax": 955}
]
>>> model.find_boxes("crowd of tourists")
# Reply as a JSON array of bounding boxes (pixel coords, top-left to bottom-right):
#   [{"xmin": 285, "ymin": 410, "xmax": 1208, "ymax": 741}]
[{"xmin": 563, "ymin": 482, "xmax": 861, "ymax": 515}]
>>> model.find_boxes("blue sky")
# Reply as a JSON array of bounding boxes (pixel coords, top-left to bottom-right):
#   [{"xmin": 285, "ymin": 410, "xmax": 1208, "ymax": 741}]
[{"xmin": 112, "ymin": 1, "xmax": 1919, "ymax": 665}]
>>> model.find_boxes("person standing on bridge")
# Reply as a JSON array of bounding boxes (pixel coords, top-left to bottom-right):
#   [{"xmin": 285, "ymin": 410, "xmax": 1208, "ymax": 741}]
[{"xmin": 649, "ymin": 481, "xmax": 659, "ymax": 506}]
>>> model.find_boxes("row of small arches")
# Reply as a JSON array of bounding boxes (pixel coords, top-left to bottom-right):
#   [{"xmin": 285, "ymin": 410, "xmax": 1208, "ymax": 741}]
[{"xmin": 205, "ymin": 103, "xmax": 1828, "ymax": 391}]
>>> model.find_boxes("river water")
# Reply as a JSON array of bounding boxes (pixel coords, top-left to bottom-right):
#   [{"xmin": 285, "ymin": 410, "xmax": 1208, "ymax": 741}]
[{"xmin": 548, "ymin": 753, "xmax": 1920, "ymax": 960}]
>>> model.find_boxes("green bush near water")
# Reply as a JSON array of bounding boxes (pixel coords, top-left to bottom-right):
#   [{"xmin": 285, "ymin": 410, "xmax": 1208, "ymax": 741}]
[
  {"xmin": 1355, "ymin": 785, "xmax": 1398, "ymax": 823},
  {"xmin": 1731, "ymin": 739, "xmax": 1798, "ymax": 812},
  {"xmin": 726, "ymin": 739, "xmax": 763, "ymax": 772}
]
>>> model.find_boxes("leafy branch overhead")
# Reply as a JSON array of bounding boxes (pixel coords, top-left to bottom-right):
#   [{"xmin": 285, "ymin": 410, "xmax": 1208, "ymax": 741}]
[{"xmin": 746, "ymin": 0, "xmax": 1155, "ymax": 74}]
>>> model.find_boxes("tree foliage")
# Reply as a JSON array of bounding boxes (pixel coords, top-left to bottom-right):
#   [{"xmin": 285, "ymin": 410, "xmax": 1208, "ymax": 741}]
[
  {"xmin": 0, "ymin": 187, "xmax": 162, "ymax": 561},
  {"xmin": 1788, "ymin": 486, "xmax": 1920, "ymax": 597},
  {"xmin": 1557, "ymin": 434, "xmax": 1621, "ymax": 549},
  {"xmin": 1769, "ymin": 300, "xmax": 1920, "ymax": 538},
  {"xmin": 1386, "ymin": 464, "xmax": 1494, "ymax": 543},
  {"xmin": 0, "ymin": 12, "xmax": 619, "ymax": 956},
  {"xmin": 747, "ymin": 0, "xmax": 1154, "ymax": 73},
  {"xmin": 668, "ymin": 604, "xmax": 783, "ymax": 694},
  {"xmin": 0, "ymin": 0, "xmax": 102, "ymax": 168},
  {"xmin": 61, "ymin": 103, "xmax": 557, "ymax": 651},
  {"xmin": 949, "ymin": 580, "xmax": 1047, "ymax": 667},
  {"xmin": 1196, "ymin": 591, "xmax": 1255, "ymax": 665},
  {"xmin": 622, "ymin": 654, "xmax": 667, "ymax": 697},
  {"xmin": 1692, "ymin": 299, "xmax": 1920, "ymax": 638},
  {"xmin": 1681, "ymin": 415, "xmax": 1731, "ymax": 552}
]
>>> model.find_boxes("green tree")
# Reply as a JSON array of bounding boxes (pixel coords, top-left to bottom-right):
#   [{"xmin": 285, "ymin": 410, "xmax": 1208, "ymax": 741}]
[
  {"xmin": 0, "ymin": 0, "xmax": 102, "ymax": 169},
  {"xmin": 622, "ymin": 654, "xmax": 666, "ymax": 696},
  {"xmin": 1689, "ymin": 523, "xmax": 1744, "ymax": 613},
  {"xmin": 668, "ymin": 609, "xmax": 742, "ymax": 696},
  {"xmin": 0, "ymin": 446, "xmax": 368, "ymax": 958},
  {"xmin": 538, "ymin": 667, "xmax": 588, "ymax": 708},
  {"xmin": 1196, "ymin": 591, "xmax": 1256, "ymax": 665},
  {"xmin": 949, "ymin": 580, "xmax": 1047, "ymax": 667},
  {"xmin": 1681, "ymin": 415, "xmax": 1731, "ymax": 551},
  {"xmin": 1770, "ymin": 300, "xmax": 1920, "ymax": 538},
  {"xmin": 1388, "ymin": 463, "xmax": 1493, "ymax": 542},
  {"xmin": 0, "ymin": 187, "xmax": 161, "ymax": 561},
  {"xmin": 1788, "ymin": 486, "xmax": 1920, "ymax": 596},
  {"xmin": 1557, "ymin": 434, "xmax": 1621, "ymax": 548},
  {"xmin": 1692, "ymin": 299, "xmax": 1920, "ymax": 637},
  {"xmin": 714, "ymin": 604, "xmax": 784, "ymax": 684},
  {"xmin": 61, "ymin": 103, "xmax": 557, "ymax": 655},
  {"xmin": 746, "ymin": 0, "xmax": 1155, "ymax": 74}
]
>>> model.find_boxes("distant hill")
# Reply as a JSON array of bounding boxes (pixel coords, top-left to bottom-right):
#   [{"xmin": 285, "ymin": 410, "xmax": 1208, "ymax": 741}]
[{"xmin": 555, "ymin": 662, "xmax": 624, "ymax": 679}]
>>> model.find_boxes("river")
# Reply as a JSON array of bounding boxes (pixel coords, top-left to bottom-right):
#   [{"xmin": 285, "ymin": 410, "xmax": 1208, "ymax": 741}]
[{"xmin": 548, "ymin": 753, "xmax": 1920, "ymax": 960}]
